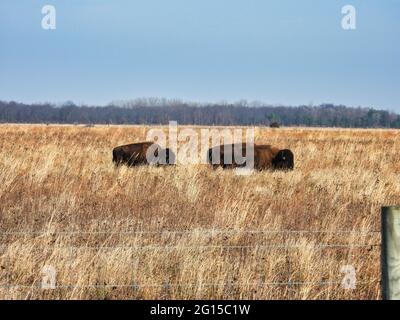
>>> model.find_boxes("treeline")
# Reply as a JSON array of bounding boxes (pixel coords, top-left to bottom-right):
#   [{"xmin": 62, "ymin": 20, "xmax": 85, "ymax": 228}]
[{"xmin": 0, "ymin": 99, "xmax": 399, "ymax": 128}]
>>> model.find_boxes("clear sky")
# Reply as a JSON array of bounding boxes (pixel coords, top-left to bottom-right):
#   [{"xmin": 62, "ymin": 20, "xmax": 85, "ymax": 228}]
[{"xmin": 0, "ymin": 1, "xmax": 399, "ymax": 111}]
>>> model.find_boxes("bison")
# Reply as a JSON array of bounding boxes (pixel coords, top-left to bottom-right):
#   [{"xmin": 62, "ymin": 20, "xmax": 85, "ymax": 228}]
[
  {"xmin": 112, "ymin": 142, "xmax": 175, "ymax": 167},
  {"xmin": 208, "ymin": 143, "xmax": 294, "ymax": 171}
]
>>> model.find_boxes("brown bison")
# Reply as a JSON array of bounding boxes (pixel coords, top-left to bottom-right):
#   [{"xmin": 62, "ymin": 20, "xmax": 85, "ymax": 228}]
[
  {"xmin": 112, "ymin": 142, "xmax": 175, "ymax": 166},
  {"xmin": 208, "ymin": 143, "xmax": 294, "ymax": 170}
]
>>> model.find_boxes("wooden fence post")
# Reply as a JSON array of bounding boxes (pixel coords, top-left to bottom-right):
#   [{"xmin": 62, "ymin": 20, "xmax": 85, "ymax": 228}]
[{"xmin": 381, "ymin": 206, "xmax": 400, "ymax": 300}]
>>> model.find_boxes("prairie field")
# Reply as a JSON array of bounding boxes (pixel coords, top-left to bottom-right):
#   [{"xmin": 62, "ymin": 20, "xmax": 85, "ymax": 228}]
[{"xmin": 0, "ymin": 124, "xmax": 399, "ymax": 300}]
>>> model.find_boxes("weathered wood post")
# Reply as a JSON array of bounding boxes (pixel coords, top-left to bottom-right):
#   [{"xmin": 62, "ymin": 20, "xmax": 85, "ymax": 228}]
[{"xmin": 381, "ymin": 206, "xmax": 400, "ymax": 300}]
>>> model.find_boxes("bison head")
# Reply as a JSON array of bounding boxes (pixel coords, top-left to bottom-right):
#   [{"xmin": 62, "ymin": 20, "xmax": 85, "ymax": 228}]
[{"xmin": 272, "ymin": 149, "xmax": 294, "ymax": 170}]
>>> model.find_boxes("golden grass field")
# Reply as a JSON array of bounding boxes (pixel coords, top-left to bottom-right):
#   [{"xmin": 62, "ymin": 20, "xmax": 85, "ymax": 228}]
[{"xmin": 0, "ymin": 124, "xmax": 399, "ymax": 300}]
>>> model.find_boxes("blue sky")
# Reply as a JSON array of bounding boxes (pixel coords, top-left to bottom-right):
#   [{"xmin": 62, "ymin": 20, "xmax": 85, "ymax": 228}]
[{"xmin": 0, "ymin": 1, "xmax": 399, "ymax": 111}]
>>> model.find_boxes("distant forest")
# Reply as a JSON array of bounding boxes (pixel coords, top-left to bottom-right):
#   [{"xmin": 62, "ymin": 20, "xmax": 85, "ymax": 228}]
[{"xmin": 1, "ymin": 99, "xmax": 399, "ymax": 128}]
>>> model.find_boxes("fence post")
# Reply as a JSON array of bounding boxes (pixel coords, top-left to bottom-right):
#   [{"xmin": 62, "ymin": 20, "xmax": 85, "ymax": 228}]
[{"xmin": 381, "ymin": 206, "xmax": 400, "ymax": 300}]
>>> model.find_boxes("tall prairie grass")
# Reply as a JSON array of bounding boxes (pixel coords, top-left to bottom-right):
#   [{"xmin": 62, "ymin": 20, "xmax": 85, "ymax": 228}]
[{"xmin": 0, "ymin": 124, "xmax": 399, "ymax": 299}]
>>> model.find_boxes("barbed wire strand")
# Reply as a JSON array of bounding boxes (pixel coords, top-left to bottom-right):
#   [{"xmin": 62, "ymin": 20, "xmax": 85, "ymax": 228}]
[
  {"xmin": 0, "ymin": 280, "xmax": 380, "ymax": 290},
  {"xmin": 0, "ymin": 229, "xmax": 381, "ymax": 236},
  {"xmin": 0, "ymin": 244, "xmax": 380, "ymax": 250}
]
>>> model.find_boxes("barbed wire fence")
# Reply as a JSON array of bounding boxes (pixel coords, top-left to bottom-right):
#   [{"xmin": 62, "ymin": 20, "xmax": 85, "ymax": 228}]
[{"xmin": 0, "ymin": 228, "xmax": 382, "ymax": 296}]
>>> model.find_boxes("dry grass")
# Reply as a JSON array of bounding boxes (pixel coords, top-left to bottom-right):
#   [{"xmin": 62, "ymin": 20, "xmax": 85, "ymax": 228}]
[{"xmin": 0, "ymin": 124, "xmax": 399, "ymax": 300}]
